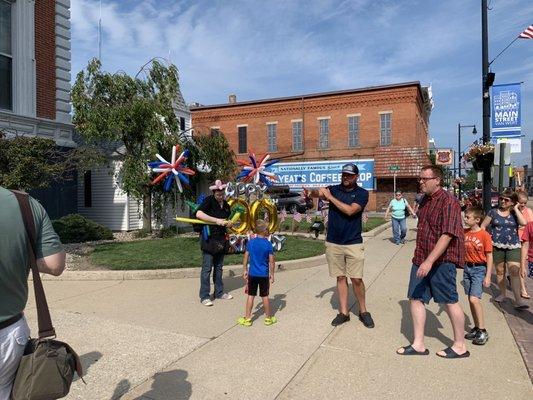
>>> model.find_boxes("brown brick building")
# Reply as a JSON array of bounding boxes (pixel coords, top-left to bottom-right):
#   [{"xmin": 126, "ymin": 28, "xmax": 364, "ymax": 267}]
[{"xmin": 191, "ymin": 82, "xmax": 433, "ymax": 211}]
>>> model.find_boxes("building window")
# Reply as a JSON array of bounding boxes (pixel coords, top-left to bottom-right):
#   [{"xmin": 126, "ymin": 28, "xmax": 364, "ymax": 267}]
[
  {"xmin": 0, "ymin": 1, "xmax": 12, "ymax": 110},
  {"xmin": 210, "ymin": 128, "xmax": 220, "ymax": 136},
  {"xmin": 267, "ymin": 123, "xmax": 277, "ymax": 152},
  {"xmin": 292, "ymin": 121, "xmax": 303, "ymax": 151},
  {"xmin": 83, "ymin": 171, "xmax": 92, "ymax": 208},
  {"xmin": 179, "ymin": 117, "xmax": 186, "ymax": 131},
  {"xmin": 348, "ymin": 115, "xmax": 359, "ymax": 147},
  {"xmin": 380, "ymin": 112, "xmax": 392, "ymax": 146},
  {"xmin": 318, "ymin": 118, "xmax": 329, "ymax": 149},
  {"xmin": 238, "ymin": 126, "xmax": 247, "ymax": 153}
]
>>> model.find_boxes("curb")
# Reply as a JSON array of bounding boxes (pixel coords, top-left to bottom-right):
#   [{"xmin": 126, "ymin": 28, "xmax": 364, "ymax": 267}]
[{"xmin": 36, "ymin": 221, "xmax": 391, "ymax": 282}]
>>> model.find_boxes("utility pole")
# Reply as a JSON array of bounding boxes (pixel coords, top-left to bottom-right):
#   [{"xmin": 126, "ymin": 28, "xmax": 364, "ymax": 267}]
[{"xmin": 481, "ymin": 0, "xmax": 492, "ymax": 212}]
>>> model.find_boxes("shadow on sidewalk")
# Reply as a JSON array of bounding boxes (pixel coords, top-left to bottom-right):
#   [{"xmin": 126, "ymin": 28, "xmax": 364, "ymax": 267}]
[
  {"xmin": 316, "ymin": 286, "xmax": 357, "ymax": 313},
  {"xmin": 399, "ymin": 300, "xmax": 454, "ymax": 347},
  {"xmin": 75, "ymin": 351, "xmax": 103, "ymax": 382},
  {"xmin": 131, "ymin": 370, "xmax": 192, "ymax": 400},
  {"xmin": 251, "ymin": 293, "xmax": 287, "ymax": 321},
  {"xmin": 112, "ymin": 378, "xmax": 131, "ymax": 399},
  {"xmin": 223, "ymin": 275, "xmax": 247, "ymax": 293}
]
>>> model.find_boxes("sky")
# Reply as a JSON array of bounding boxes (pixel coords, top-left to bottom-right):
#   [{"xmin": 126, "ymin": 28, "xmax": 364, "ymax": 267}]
[{"xmin": 70, "ymin": 0, "xmax": 533, "ymax": 167}]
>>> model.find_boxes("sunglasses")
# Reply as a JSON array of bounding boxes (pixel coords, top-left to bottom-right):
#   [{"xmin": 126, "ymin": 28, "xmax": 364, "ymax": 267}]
[
  {"xmin": 418, "ymin": 177, "xmax": 437, "ymax": 182},
  {"xmin": 499, "ymin": 197, "xmax": 511, "ymax": 202}
]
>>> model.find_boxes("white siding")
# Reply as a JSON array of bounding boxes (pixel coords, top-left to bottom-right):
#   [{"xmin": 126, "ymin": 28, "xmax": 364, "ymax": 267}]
[{"xmin": 78, "ymin": 162, "xmax": 129, "ymax": 231}]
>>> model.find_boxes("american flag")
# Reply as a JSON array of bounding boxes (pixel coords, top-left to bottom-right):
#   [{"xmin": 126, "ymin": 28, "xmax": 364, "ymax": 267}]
[
  {"xmin": 279, "ymin": 207, "xmax": 287, "ymax": 223},
  {"xmin": 293, "ymin": 211, "xmax": 302, "ymax": 223},
  {"xmin": 519, "ymin": 25, "xmax": 533, "ymax": 39},
  {"xmin": 306, "ymin": 213, "xmax": 312, "ymax": 223}
]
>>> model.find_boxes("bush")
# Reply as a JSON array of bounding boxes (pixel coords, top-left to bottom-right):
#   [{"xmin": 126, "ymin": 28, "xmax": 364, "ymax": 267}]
[
  {"xmin": 157, "ymin": 226, "xmax": 177, "ymax": 238},
  {"xmin": 133, "ymin": 229, "xmax": 152, "ymax": 239},
  {"xmin": 52, "ymin": 214, "xmax": 114, "ymax": 244}
]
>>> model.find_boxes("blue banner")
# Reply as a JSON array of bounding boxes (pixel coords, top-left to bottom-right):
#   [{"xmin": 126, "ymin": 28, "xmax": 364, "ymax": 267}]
[
  {"xmin": 269, "ymin": 159, "xmax": 375, "ymax": 191},
  {"xmin": 491, "ymin": 83, "xmax": 522, "ymax": 138}
]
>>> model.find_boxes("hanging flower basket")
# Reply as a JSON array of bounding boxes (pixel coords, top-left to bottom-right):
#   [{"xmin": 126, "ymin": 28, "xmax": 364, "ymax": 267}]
[{"xmin": 472, "ymin": 153, "xmax": 494, "ymax": 171}]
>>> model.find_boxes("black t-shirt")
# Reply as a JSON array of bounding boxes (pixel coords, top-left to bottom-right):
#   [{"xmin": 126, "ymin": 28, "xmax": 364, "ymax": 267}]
[{"xmin": 197, "ymin": 195, "xmax": 231, "ymax": 238}]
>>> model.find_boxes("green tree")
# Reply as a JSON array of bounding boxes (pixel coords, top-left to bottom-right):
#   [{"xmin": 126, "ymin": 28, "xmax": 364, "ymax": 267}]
[
  {"xmin": 0, "ymin": 130, "xmax": 104, "ymax": 191},
  {"xmin": 72, "ymin": 58, "xmax": 237, "ymax": 229}
]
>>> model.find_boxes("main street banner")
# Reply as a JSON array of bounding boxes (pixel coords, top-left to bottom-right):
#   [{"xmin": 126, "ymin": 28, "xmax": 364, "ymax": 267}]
[
  {"xmin": 491, "ymin": 83, "xmax": 522, "ymax": 138},
  {"xmin": 269, "ymin": 159, "xmax": 375, "ymax": 191}
]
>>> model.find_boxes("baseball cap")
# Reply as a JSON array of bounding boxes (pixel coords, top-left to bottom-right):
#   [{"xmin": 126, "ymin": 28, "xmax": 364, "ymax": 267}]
[{"xmin": 341, "ymin": 163, "xmax": 359, "ymax": 175}]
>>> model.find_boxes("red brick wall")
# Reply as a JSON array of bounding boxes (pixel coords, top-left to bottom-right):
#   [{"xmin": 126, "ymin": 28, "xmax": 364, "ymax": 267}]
[
  {"xmin": 35, "ymin": 0, "xmax": 56, "ymax": 120},
  {"xmin": 192, "ymin": 85, "xmax": 429, "ymax": 211}
]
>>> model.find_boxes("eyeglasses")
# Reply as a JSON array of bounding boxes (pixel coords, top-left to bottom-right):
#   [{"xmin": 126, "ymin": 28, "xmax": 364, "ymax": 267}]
[
  {"xmin": 418, "ymin": 177, "xmax": 437, "ymax": 182},
  {"xmin": 499, "ymin": 197, "xmax": 511, "ymax": 202}
]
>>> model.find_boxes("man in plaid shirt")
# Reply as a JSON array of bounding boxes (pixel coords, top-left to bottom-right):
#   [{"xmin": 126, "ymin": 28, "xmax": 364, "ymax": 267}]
[{"xmin": 397, "ymin": 166, "xmax": 469, "ymax": 359}]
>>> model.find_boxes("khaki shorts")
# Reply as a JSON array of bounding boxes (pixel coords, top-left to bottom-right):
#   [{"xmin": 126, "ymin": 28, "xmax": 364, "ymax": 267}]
[{"xmin": 325, "ymin": 242, "xmax": 365, "ymax": 279}]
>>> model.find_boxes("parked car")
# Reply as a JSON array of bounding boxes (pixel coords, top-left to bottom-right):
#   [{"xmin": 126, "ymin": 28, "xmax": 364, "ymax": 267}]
[{"xmin": 270, "ymin": 192, "xmax": 312, "ymax": 213}]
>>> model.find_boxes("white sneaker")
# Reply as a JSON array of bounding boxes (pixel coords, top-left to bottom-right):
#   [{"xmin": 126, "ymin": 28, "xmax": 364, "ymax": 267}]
[
  {"xmin": 201, "ymin": 299, "xmax": 213, "ymax": 306},
  {"xmin": 219, "ymin": 293, "xmax": 233, "ymax": 300}
]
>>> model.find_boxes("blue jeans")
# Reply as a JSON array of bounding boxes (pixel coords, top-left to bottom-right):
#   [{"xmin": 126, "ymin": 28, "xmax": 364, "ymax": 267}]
[
  {"xmin": 463, "ymin": 264, "xmax": 486, "ymax": 299},
  {"xmin": 392, "ymin": 217, "xmax": 407, "ymax": 243},
  {"xmin": 199, "ymin": 252, "xmax": 225, "ymax": 301}
]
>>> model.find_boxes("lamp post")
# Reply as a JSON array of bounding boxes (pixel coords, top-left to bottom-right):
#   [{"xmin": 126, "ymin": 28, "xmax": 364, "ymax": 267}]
[{"xmin": 457, "ymin": 123, "xmax": 477, "ymax": 200}]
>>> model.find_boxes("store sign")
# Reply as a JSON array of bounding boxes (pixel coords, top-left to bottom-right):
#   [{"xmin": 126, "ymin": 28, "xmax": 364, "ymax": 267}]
[
  {"xmin": 435, "ymin": 149, "xmax": 453, "ymax": 165},
  {"xmin": 270, "ymin": 159, "xmax": 375, "ymax": 191},
  {"xmin": 491, "ymin": 83, "xmax": 522, "ymax": 138},
  {"xmin": 496, "ymin": 138, "xmax": 521, "ymax": 154}
]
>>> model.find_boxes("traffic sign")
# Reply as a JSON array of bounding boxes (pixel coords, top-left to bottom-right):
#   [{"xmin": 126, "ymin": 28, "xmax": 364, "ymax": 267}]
[{"xmin": 389, "ymin": 165, "xmax": 400, "ymax": 171}]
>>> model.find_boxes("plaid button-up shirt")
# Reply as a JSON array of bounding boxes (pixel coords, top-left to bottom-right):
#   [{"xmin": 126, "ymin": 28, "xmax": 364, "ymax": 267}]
[{"xmin": 413, "ymin": 188, "xmax": 465, "ymax": 267}]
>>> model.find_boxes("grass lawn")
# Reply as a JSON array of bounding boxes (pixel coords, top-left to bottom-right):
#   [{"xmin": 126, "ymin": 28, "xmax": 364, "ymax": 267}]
[{"xmin": 90, "ymin": 235, "xmax": 326, "ymax": 270}]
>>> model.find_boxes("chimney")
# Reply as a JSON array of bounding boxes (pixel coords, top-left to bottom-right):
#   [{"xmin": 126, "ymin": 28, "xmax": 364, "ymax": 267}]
[{"xmin": 228, "ymin": 94, "xmax": 237, "ymax": 104}]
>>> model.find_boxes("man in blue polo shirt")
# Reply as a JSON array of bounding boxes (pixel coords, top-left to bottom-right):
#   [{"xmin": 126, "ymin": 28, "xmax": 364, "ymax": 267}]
[{"xmin": 305, "ymin": 163, "xmax": 374, "ymax": 328}]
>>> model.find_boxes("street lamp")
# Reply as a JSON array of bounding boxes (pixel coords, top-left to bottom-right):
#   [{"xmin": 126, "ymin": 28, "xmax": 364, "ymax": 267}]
[{"xmin": 458, "ymin": 123, "xmax": 477, "ymax": 199}]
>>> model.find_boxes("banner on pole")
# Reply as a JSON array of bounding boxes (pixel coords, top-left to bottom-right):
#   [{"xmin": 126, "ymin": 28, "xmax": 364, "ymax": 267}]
[
  {"xmin": 435, "ymin": 149, "xmax": 453, "ymax": 165},
  {"xmin": 496, "ymin": 137, "xmax": 521, "ymax": 154},
  {"xmin": 491, "ymin": 83, "xmax": 522, "ymax": 138}
]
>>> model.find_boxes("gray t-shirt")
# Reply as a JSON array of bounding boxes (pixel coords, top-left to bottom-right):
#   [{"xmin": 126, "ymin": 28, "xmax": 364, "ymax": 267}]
[{"xmin": 0, "ymin": 187, "xmax": 63, "ymax": 322}]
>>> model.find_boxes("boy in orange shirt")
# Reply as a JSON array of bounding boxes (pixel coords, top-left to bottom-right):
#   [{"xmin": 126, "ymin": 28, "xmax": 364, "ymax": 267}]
[{"xmin": 463, "ymin": 206, "xmax": 493, "ymax": 345}]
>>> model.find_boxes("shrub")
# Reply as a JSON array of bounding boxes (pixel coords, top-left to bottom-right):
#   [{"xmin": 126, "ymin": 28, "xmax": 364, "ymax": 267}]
[
  {"xmin": 158, "ymin": 226, "xmax": 177, "ymax": 238},
  {"xmin": 52, "ymin": 214, "xmax": 114, "ymax": 244},
  {"xmin": 133, "ymin": 228, "xmax": 152, "ymax": 239}
]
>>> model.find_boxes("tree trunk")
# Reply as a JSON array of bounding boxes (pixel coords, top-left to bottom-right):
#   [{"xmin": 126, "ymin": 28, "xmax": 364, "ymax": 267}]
[{"xmin": 142, "ymin": 190, "xmax": 152, "ymax": 231}]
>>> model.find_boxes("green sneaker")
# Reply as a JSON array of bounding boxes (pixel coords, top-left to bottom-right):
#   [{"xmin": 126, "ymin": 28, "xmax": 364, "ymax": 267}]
[
  {"xmin": 264, "ymin": 316, "xmax": 277, "ymax": 326},
  {"xmin": 237, "ymin": 317, "xmax": 252, "ymax": 327}
]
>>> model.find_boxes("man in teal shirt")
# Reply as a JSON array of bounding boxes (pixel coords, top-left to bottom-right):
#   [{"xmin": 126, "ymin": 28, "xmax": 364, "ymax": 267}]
[{"xmin": 0, "ymin": 186, "xmax": 65, "ymax": 398}]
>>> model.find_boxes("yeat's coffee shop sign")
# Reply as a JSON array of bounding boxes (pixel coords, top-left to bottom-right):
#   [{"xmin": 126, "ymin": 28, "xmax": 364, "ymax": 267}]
[{"xmin": 269, "ymin": 159, "xmax": 375, "ymax": 191}]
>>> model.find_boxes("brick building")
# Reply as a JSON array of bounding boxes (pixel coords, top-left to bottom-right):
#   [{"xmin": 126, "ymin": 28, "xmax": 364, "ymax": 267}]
[
  {"xmin": 0, "ymin": 0, "xmax": 75, "ymax": 217},
  {"xmin": 191, "ymin": 82, "xmax": 433, "ymax": 211}
]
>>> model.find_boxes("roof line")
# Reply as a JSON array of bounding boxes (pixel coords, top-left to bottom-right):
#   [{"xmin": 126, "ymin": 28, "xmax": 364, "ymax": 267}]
[{"xmin": 190, "ymin": 81, "xmax": 423, "ymax": 110}]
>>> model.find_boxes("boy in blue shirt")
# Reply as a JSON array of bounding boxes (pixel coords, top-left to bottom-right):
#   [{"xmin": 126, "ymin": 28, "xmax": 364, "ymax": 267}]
[{"xmin": 238, "ymin": 220, "xmax": 276, "ymax": 327}]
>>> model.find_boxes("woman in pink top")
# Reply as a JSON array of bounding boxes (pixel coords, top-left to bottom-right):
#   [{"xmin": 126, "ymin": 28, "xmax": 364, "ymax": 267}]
[{"xmin": 518, "ymin": 192, "xmax": 533, "ymax": 299}]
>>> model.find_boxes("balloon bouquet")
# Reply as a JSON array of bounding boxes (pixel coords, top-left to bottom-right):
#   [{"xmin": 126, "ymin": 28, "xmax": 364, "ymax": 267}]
[{"xmin": 149, "ymin": 146, "xmax": 287, "ymax": 253}]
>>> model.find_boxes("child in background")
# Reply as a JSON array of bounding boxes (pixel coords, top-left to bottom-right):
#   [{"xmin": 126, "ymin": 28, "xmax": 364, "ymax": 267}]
[
  {"xmin": 238, "ymin": 220, "xmax": 276, "ymax": 327},
  {"xmin": 517, "ymin": 191, "xmax": 532, "ymax": 299},
  {"xmin": 463, "ymin": 206, "xmax": 493, "ymax": 345},
  {"xmin": 521, "ymin": 221, "xmax": 533, "ymax": 282}
]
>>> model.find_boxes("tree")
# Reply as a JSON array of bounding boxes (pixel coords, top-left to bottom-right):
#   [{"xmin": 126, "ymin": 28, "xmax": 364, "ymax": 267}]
[
  {"xmin": 0, "ymin": 130, "xmax": 104, "ymax": 191},
  {"xmin": 72, "ymin": 58, "xmax": 237, "ymax": 229}
]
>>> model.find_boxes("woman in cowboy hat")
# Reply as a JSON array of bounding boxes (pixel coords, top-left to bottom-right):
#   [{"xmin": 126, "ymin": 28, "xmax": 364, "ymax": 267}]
[{"xmin": 196, "ymin": 179, "xmax": 234, "ymax": 306}]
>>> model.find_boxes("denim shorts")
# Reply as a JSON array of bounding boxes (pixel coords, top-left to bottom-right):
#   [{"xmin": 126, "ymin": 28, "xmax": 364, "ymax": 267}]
[
  {"xmin": 463, "ymin": 264, "xmax": 487, "ymax": 299},
  {"xmin": 407, "ymin": 263, "xmax": 458, "ymax": 304}
]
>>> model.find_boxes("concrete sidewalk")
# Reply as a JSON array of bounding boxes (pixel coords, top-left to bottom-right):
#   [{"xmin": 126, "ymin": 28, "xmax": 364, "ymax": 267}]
[{"xmin": 24, "ymin": 220, "xmax": 532, "ymax": 399}]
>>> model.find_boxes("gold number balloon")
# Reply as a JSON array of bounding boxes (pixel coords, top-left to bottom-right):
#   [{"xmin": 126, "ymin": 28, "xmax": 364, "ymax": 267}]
[{"xmin": 227, "ymin": 198, "xmax": 279, "ymax": 235}]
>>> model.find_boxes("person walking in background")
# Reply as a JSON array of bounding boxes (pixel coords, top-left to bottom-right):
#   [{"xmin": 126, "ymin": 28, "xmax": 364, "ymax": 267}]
[
  {"xmin": 481, "ymin": 189, "xmax": 527, "ymax": 309},
  {"xmin": 238, "ymin": 220, "xmax": 276, "ymax": 327},
  {"xmin": 520, "ymin": 221, "xmax": 533, "ymax": 281},
  {"xmin": 397, "ymin": 166, "xmax": 469, "ymax": 358},
  {"xmin": 385, "ymin": 191, "xmax": 415, "ymax": 245},
  {"xmin": 304, "ymin": 163, "xmax": 374, "ymax": 329},
  {"xmin": 0, "ymin": 187, "xmax": 65, "ymax": 398},
  {"xmin": 462, "ymin": 206, "xmax": 493, "ymax": 345},
  {"xmin": 517, "ymin": 191, "xmax": 532, "ymax": 299},
  {"xmin": 196, "ymin": 179, "xmax": 234, "ymax": 306}
]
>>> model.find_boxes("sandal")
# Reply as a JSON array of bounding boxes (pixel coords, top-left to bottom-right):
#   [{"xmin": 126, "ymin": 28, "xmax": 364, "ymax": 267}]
[
  {"xmin": 237, "ymin": 317, "xmax": 252, "ymax": 327},
  {"xmin": 521, "ymin": 293, "xmax": 531, "ymax": 299},
  {"xmin": 436, "ymin": 347, "xmax": 470, "ymax": 359},
  {"xmin": 396, "ymin": 345, "xmax": 429, "ymax": 356}
]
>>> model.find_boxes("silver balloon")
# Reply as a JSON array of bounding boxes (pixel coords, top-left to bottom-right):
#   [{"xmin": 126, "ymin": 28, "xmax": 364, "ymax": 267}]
[
  {"xmin": 225, "ymin": 182, "xmax": 235, "ymax": 198},
  {"xmin": 236, "ymin": 182, "xmax": 247, "ymax": 196},
  {"xmin": 257, "ymin": 183, "xmax": 268, "ymax": 199},
  {"xmin": 245, "ymin": 183, "xmax": 256, "ymax": 198},
  {"xmin": 270, "ymin": 234, "xmax": 286, "ymax": 252}
]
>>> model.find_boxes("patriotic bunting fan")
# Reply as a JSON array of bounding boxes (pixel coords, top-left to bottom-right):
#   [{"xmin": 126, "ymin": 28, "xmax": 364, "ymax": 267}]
[
  {"xmin": 237, "ymin": 150, "xmax": 279, "ymax": 186},
  {"xmin": 148, "ymin": 144, "xmax": 196, "ymax": 192}
]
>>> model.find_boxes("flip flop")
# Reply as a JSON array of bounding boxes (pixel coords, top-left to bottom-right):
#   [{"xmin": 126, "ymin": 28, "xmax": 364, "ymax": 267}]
[
  {"xmin": 396, "ymin": 345, "xmax": 429, "ymax": 356},
  {"xmin": 514, "ymin": 304, "xmax": 529, "ymax": 310},
  {"xmin": 436, "ymin": 347, "xmax": 470, "ymax": 359},
  {"xmin": 521, "ymin": 294, "xmax": 531, "ymax": 299}
]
